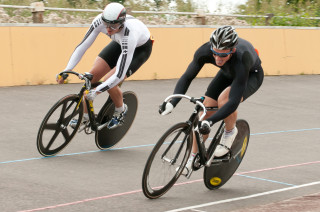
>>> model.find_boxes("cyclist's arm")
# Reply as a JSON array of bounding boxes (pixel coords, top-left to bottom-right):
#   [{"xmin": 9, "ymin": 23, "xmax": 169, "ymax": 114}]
[
  {"xmin": 63, "ymin": 24, "xmax": 100, "ymax": 71},
  {"xmin": 96, "ymin": 29, "xmax": 137, "ymax": 92},
  {"xmin": 171, "ymin": 53, "xmax": 204, "ymax": 107}
]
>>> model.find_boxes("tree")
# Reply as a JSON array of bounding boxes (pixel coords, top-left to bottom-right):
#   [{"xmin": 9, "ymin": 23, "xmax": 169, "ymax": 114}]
[
  {"xmin": 175, "ymin": 0, "xmax": 194, "ymax": 12},
  {"xmin": 238, "ymin": 0, "xmax": 320, "ymax": 26}
]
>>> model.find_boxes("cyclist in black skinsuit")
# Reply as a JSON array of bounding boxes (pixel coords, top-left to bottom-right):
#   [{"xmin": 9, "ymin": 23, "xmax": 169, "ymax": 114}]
[{"xmin": 160, "ymin": 26, "xmax": 264, "ymax": 173}]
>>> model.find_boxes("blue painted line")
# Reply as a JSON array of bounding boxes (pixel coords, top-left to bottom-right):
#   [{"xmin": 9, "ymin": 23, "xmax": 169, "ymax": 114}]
[
  {"xmin": 0, "ymin": 144, "xmax": 156, "ymax": 164},
  {"xmin": 1, "ymin": 127, "xmax": 319, "ymax": 165},
  {"xmin": 251, "ymin": 128, "xmax": 320, "ymax": 136},
  {"xmin": 237, "ymin": 174, "xmax": 296, "ymax": 186}
]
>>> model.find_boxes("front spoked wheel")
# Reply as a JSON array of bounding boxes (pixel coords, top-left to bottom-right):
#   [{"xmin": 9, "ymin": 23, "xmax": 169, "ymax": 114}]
[
  {"xmin": 142, "ymin": 122, "xmax": 192, "ymax": 199},
  {"xmin": 37, "ymin": 94, "xmax": 83, "ymax": 157}
]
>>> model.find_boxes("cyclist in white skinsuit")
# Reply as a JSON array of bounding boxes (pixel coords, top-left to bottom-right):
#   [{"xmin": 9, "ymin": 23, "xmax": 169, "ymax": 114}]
[{"xmin": 57, "ymin": 2, "xmax": 153, "ymax": 129}]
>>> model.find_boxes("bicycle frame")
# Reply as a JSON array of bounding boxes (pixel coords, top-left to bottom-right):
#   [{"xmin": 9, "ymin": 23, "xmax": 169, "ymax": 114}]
[
  {"xmin": 58, "ymin": 71, "xmax": 125, "ymax": 133},
  {"xmin": 162, "ymin": 94, "xmax": 225, "ymax": 169},
  {"xmin": 58, "ymin": 71, "xmax": 100, "ymax": 132},
  {"xmin": 190, "ymin": 106, "xmax": 224, "ymax": 167}
]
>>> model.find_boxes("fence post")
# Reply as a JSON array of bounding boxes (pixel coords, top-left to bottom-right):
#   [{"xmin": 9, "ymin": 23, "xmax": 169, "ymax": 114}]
[
  {"xmin": 265, "ymin": 13, "xmax": 274, "ymax": 25},
  {"xmin": 31, "ymin": 2, "xmax": 45, "ymax": 23},
  {"xmin": 195, "ymin": 9, "xmax": 206, "ymax": 25},
  {"xmin": 126, "ymin": 7, "xmax": 132, "ymax": 15}
]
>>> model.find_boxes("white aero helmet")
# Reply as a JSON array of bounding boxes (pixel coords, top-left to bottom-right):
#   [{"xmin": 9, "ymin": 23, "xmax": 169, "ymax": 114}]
[
  {"xmin": 210, "ymin": 26, "xmax": 238, "ymax": 50},
  {"xmin": 102, "ymin": 3, "xmax": 126, "ymax": 24}
]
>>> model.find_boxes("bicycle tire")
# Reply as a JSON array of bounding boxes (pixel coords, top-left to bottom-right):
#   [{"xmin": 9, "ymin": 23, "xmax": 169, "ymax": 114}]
[
  {"xmin": 95, "ymin": 91, "xmax": 138, "ymax": 150},
  {"xmin": 37, "ymin": 94, "xmax": 83, "ymax": 157},
  {"xmin": 142, "ymin": 122, "xmax": 192, "ymax": 199},
  {"xmin": 203, "ymin": 119, "xmax": 250, "ymax": 190}
]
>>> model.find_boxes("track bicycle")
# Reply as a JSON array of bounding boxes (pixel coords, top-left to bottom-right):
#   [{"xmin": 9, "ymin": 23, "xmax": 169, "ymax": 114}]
[
  {"xmin": 37, "ymin": 71, "xmax": 138, "ymax": 157},
  {"xmin": 142, "ymin": 94, "xmax": 250, "ymax": 199}
]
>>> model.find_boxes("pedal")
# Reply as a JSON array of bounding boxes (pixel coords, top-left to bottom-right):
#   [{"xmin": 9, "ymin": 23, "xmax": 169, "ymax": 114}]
[
  {"xmin": 78, "ymin": 121, "xmax": 92, "ymax": 134},
  {"xmin": 176, "ymin": 165, "xmax": 193, "ymax": 179},
  {"xmin": 192, "ymin": 154, "xmax": 202, "ymax": 171},
  {"xmin": 84, "ymin": 126, "xmax": 94, "ymax": 134},
  {"xmin": 97, "ymin": 121, "xmax": 109, "ymax": 131},
  {"xmin": 78, "ymin": 124, "xmax": 86, "ymax": 133},
  {"xmin": 180, "ymin": 167, "xmax": 193, "ymax": 179},
  {"xmin": 208, "ymin": 154, "xmax": 231, "ymax": 165},
  {"xmin": 186, "ymin": 169, "xmax": 193, "ymax": 179},
  {"xmin": 205, "ymin": 154, "xmax": 215, "ymax": 167}
]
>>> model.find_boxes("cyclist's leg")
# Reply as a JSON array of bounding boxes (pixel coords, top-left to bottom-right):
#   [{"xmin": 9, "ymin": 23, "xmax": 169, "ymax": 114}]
[
  {"xmin": 68, "ymin": 56, "xmax": 111, "ymax": 128},
  {"xmin": 90, "ymin": 57, "xmax": 112, "ymax": 83},
  {"xmin": 219, "ymin": 66, "xmax": 264, "ymax": 127},
  {"xmin": 217, "ymin": 87, "xmax": 239, "ymax": 131},
  {"xmin": 81, "ymin": 56, "xmax": 112, "ymax": 113},
  {"xmin": 191, "ymin": 97, "xmax": 217, "ymax": 154},
  {"xmin": 182, "ymin": 97, "xmax": 218, "ymax": 174},
  {"xmin": 101, "ymin": 38, "xmax": 153, "ymax": 108},
  {"xmin": 218, "ymin": 66, "xmax": 264, "ymax": 128},
  {"xmin": 184, "ymin": 72, "xmax": 230, "ymax": 171},
  {"xmin": 99, "ymin": 39, "xmax": 153, "ymax": 129},
  {"xmin": 200, "ymin": 71, "xmax": 232, "ymax": 142},
  {"xmin": 242, "ymin": 68, "xmax": 264, "ymax": 101},
  {"xmin": 81, "ymin": 41, "xmax": 119, "ymax": 113},
  {"xmin": 214, "ymin": 68, "xmax": 264, "ymax": 156},
  {"xmin": 101, "ymin": 67, "xmax": 124, "ymax": 108}
]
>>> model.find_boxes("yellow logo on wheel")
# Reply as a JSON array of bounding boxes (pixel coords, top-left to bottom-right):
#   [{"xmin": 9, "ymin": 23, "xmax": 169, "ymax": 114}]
[
  {"xmin": 210, "ymin": 177, "xmax": 222, "ymax": 186},
  {"xmin": 241, "ymin": 136, "xmax": 248, "ymax": 157}
]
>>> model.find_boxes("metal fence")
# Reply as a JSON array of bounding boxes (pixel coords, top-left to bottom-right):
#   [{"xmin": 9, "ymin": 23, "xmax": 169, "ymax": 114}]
[{"xmin": 1, "ymin": 3, "xmax": 319, "ymax": 25}]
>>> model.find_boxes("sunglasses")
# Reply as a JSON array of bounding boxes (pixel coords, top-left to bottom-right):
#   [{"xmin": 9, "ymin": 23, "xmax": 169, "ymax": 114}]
[
  {"xmin": 103, "ymin": 22, "xmax": 121, "ymax": 30},
  {"xmin": 101, "ymin": 16, "xmax": 122, "ymax": 30},
  {"xmin": 211, "ymin": 47, "xmax": 233, "ymax": 58}
]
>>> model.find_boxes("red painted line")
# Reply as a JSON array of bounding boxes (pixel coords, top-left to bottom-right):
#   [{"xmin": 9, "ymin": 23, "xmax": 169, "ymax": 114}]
[
  {"xmin": 18, "ymin": 190, "xmax": 143, "ymax": 212},
  {"xmin": 19, "ymin": 160, "xmax": 320, "ymax": 212},
  {"xmin": 235, "ymin": 160, "xmax": 320, "ymax": 175}
]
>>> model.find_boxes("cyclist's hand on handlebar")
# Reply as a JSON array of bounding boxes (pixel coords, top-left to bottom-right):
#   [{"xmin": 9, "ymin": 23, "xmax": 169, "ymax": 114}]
[
  {"xmin": 159, "ymin": 102, "xmax": 174, "ymax": 115},
  {"xmin": 85, "ymin": 89, "xmax": 101, "ymax": 101},
  {"xmin": 56, "ymin": 74, "xmax": 64, "ymax": 84},
  {"xmin": 199, "ymin": 120, "xmax": 211, "ymax": 135},
  {"xmin": 56, "ymin": 72, "xmax": 69, "ymax": 84}
]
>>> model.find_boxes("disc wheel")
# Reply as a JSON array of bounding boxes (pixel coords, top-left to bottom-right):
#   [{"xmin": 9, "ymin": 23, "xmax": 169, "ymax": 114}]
[
  {"xmin": 203, "ymin": 119, "xmax": 250, "ymax": 190},
  {"xmin": 95, "ymin": 91, "xmax": 138, "ymax": 150}
]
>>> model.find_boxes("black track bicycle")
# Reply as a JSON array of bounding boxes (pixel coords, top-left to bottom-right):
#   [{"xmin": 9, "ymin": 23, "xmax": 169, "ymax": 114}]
[
  {"xmin": 37, "ymin": 71, "xmax": 138, "ymax": 157},
  {"xmin": 142, "ymin": 94, "xmax": 250, "ymax": 199}
]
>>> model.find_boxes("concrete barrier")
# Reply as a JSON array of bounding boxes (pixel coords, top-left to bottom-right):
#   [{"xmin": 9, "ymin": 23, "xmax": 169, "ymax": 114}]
[{"xmin": 0, "ymin": 24, "xmax": 319, "ymax": 86}]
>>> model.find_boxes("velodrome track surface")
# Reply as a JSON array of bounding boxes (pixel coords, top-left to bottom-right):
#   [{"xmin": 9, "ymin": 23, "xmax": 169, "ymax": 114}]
[{"xmin": 0, "ymin": 75, "xmax": 319, "ymax": 212}]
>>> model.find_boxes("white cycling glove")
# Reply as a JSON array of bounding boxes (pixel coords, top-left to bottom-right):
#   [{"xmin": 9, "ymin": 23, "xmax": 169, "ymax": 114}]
[
  {"xmin": 86, "ymin": 89, "xmax": 100, "ymax": 101},
  {"xmin": 160, "ymin": 102, "xmax": 174, "ymax": 115},
  {"xmin": 199, "ymin": 120, "xmax": 211, "ymax": 135}
]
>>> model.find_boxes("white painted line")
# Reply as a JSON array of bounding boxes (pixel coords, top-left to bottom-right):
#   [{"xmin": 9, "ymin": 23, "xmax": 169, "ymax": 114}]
[{"xmin": 166, "ymin": 181, "xmax": 320, "ymax": 212}]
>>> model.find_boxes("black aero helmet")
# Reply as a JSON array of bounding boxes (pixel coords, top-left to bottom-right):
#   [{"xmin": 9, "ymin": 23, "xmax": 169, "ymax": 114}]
[
  {"xmin": 210, "ymin": 26, "xmax": 238, "ymax": 50},
  {"xmin": 102, "ymin": 3, "xmax": 126, "ymax": 24}
]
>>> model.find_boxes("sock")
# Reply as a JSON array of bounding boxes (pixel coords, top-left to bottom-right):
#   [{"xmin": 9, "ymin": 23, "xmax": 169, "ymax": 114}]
[
  {"xmin": 115, "ymin": 105, "xmax": 124, "ymax": 113},
  {"xmin": 224, "ymin": 127, "xmax": 235, "ymax": 137},
  {"xmin": 189, "ymin": 152, "xmax": 196, "ymax": 161}
]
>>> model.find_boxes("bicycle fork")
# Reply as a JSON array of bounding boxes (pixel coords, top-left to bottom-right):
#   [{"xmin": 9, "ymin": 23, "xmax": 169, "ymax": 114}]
[{"xmin": 161, "ymin": 130, "xmax": 188, "ymax": 164}]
